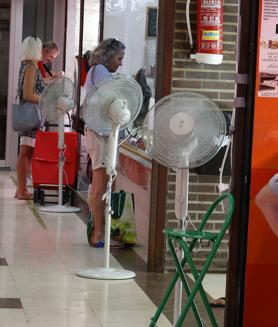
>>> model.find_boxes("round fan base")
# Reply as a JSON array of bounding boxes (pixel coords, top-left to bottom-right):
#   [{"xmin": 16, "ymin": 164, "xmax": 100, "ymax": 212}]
[
  {"xmin": 76, "ymin": 267, "xmax": 136, "ymax": 280},
  {"xmin": 39, "ymin": 205, "xmax": 81, "ymax": 213}
]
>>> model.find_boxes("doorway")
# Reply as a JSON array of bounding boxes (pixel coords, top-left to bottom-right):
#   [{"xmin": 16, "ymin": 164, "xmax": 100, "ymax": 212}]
[{"xmin": 0, "ymin": 1, "xmax": 10, "ymax": 167}]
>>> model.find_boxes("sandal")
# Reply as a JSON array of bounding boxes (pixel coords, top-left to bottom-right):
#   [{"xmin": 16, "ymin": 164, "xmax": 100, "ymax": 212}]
[
  {"xmin": 14, "ymin": 189, "xmax": 30, "ymax": 198},
  {"xmin": 89, "ymin": 239, "xmax": 125, "ymax": 249},
  {"xmin": 17, "ymin": 192, "xmax": 33, "ymax": 200},
  {"xmin": 90, "ymin": 239, "xmax": 105, "ymax": 248}
]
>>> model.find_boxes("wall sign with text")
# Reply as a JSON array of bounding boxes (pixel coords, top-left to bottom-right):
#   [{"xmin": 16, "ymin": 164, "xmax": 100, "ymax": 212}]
[{"xmin": 258, "ymin": 0, "xmax": 278, "ymax": 97}]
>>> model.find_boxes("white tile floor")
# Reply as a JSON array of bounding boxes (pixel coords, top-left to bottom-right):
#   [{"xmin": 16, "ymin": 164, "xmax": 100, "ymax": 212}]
[
  {"xmin": 0, "ymin": 172, "xmax": 226, "ymax": 326},
  {"xmin": 0, "ymin": 172, "xmax": 172, "ymax": 327}
]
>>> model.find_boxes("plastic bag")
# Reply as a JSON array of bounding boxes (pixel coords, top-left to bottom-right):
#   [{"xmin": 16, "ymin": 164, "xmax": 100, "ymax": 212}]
[
  {"xmin": 87, "ymin": 190, "xmax": 137, "ymax": 245},
  {"xmin": 111, "ymin": 192, "xmax": 137, "ymax": 245}
]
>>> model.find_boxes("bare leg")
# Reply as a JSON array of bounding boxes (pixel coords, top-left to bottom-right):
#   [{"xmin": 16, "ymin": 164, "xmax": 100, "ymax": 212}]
[
  {"xmin": 255, "ymin": 183, "xmax": 278, "ymax": 237},
  {"xmin": 16, "ymin": 145, "xmax": 33, "ymax": 197},
  {"xmin": 90, "ymin": 168, "xmax": 108, "ymax": 244}
]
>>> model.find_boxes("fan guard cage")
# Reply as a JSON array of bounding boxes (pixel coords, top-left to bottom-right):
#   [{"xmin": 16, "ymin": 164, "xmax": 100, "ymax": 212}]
[
  {"xmin": 83, "ymin": 75, "xmax": 143, "ymax": 136},
  {"xmin": 40, "ymin": 77, "xmax": 75, "ymax": 122},
  {"xmin": 143, "ymin": 92, "xmax": 226, "ymax": 169}
]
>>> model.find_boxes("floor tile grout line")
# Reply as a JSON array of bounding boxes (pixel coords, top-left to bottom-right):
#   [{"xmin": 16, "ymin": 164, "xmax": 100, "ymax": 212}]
[{"xmin": 9, "ymin": 175, "xmax": 47, "ymax": 229}]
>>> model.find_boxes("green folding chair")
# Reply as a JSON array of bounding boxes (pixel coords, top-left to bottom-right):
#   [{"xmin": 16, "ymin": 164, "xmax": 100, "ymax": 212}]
[{"xmin": 149, "ymin": 192, "xmax": 235, "ymax": 327}]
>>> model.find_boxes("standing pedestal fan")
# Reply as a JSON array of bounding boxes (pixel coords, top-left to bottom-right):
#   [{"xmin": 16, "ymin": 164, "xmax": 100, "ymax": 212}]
[
  {"xmin": 39, "ymin": 77, "xmax": 81, "ymax": 213},
  {"xmin": 142, "ymin": 92, "xmax": 226, "ymax": 324},
  {"xmin": 76, "ymin": 75, "xmax": 143, "ymax": 280}
]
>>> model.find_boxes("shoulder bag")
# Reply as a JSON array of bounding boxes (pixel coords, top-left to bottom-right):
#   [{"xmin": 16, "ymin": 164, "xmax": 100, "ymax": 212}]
[{"xmin": 12, "ymin": 64, "xmax": 42, "ymax": 132}]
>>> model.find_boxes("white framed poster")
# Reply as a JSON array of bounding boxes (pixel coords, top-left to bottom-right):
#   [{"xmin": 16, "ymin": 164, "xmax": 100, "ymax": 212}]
[{"xmin": 258, "ymin": 0, "xmax": 278, "ymax": 97}]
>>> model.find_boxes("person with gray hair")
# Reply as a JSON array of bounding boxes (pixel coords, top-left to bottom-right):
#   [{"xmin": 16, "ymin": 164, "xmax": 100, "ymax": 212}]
[
  {"xmin": 42, "ymin": 41, "xmax": 59, "ymax": 59},
  {"xmin": 84, "ymin": 38, "xmax": 125, "ymax": 94},
  {"xmin": 15, "ymin": 36, "xmax": 45, "ymax": 200},
  {"xmin": 84, "ymin": 38, "xmax": 125, "ymax": 247}
]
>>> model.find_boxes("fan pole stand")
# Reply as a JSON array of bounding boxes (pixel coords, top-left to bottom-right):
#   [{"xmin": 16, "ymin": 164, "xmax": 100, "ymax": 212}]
[
  {"xmin": 39, "ymin": 115, "xmax": 81, "ymax": 213},
  {"xmin": 174, "ymin": 168, "xmax": 189, "ymax": 325},
  {"xmin": 77, "ymin": 125, "xmax": 135, "ymax": 280}
]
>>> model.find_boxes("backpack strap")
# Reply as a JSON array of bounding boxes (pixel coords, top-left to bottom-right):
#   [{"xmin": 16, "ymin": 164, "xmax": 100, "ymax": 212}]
[
  {"xmin": 91, "ymin": 65, "xmax": 97, "ymax": 88},
  {"xmin": 15, "ymin": 63, "xmax": 38, "ymax": 100}
]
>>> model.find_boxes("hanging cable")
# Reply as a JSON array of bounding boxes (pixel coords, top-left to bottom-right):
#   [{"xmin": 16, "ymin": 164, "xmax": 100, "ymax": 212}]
[{"xmin": 186, "ymin": 0, "xmax": 193, "ymax": 50}]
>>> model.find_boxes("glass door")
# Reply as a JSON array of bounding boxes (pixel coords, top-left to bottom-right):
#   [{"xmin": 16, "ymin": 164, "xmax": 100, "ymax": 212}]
[
  {"xmin": 72, "ymin": 0, "xmax": 102, "ymax": 199},
  {"xmin": 0, "ymin": 2, "xmax": 10, "ymax": 167}
]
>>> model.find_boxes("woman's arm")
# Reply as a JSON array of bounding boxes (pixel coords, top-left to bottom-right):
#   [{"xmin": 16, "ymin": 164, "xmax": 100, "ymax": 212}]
[
  {"xmin": 255, "ymin": 180, "xmax": 278, "ymax": 237},
  {"xmin": 22, "ymin": 65, "xmax": 41, "ymax": 103}
]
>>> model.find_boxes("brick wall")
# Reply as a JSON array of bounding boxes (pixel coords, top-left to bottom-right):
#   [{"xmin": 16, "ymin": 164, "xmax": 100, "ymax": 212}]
[{"xmin": 164, "ymin": 0, "xmax": 238, "ymax": 272}]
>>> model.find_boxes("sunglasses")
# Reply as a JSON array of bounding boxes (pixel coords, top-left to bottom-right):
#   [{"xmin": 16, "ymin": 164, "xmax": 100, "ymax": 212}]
[{"xmin": 110, "ymin": 38, "xmax": 121, "ymax": 48}]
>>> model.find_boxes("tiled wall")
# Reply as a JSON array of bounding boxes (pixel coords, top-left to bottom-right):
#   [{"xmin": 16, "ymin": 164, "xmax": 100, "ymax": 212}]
[{"xmin": 164, "ymin": 0, "xmax": 238, "ymax": 272}]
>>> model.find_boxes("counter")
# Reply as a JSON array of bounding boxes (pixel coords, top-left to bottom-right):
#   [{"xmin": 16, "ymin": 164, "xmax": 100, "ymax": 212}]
[{"xmin": 115, "ymin": 142, "xmax": 152, "ymax": 249}]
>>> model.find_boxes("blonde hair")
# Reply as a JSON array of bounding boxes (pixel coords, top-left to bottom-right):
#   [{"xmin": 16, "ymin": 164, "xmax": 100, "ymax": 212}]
[{"xmin": 21, "ymin": 36, "xmax": 42, "ymax": 61}]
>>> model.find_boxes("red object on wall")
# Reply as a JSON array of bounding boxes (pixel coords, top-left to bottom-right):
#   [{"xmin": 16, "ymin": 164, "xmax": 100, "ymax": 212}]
[
  {"xmin": 195, "ymin": 0, "xmax": 224, "ymax": 64},
  {"xmin": 32, "ymin": 131, "xmax": 78, "ymax": 188}
]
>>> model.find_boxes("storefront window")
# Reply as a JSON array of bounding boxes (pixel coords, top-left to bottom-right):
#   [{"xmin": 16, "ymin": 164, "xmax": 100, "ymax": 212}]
[
  {"xmin": 74, "ymin": 0, "xmax": 101, "ymax": 199},
  {"xmin": 102, "ymin": 0, "xmax": 158, "ymax": 250},
  {"xmin": 73, "ymin": 1, "xmax": 158, "ymax": 251},
  {"xmin": 104, "ymin": 0, "xmax": 157, "ymax": 95}
]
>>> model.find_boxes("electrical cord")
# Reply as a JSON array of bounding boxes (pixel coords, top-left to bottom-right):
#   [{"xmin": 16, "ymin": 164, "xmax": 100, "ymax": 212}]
[
  {"xmin": 186, "ymin": 0, "xmax": 193, "ymax": 50},
  {"xmin": 218, "ymin": 109, "xmax": 235, "ymax": 193},
  {"xmin": 118, "ymin": 126, "xmax": 143, "ymax": 147}
]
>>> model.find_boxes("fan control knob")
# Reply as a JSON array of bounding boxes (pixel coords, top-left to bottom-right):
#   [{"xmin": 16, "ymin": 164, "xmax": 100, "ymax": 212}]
[{"xmin": 108, "ymin": 98, "xmax": 131, "ymax": 126}]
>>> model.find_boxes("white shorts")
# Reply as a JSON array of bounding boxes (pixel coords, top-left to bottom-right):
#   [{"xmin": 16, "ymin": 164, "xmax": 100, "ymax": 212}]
[
  {"xmin": 20, "ymin": 136, "xmax": 36, "ymax": 147},
  {"xmin": 269, "ymin": 173, "xmax": 278, "ymax": 196},
  {"xmin": 85, "ymin": 128, "xmax": 108, "ymax": 170}
]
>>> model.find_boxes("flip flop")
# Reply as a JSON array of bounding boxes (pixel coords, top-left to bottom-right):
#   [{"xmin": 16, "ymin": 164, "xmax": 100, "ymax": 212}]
[
  {"xmin": 14, "ymin": 191, "xmax": 28, "ymax": 198},
  {"xmin": 17, "ymin": 192, "xmax": 33, "ymax": 200},
  {"xmin": 210, "ymin": 297, "xmax": 225, "ymax": 308},
  {"xmin": 90, "ymin": 239, "xmax": 105, "ymax": 248},
  {"xmin": 90, "ymin": 239, "xmax": 125, "ymax": 249}
]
